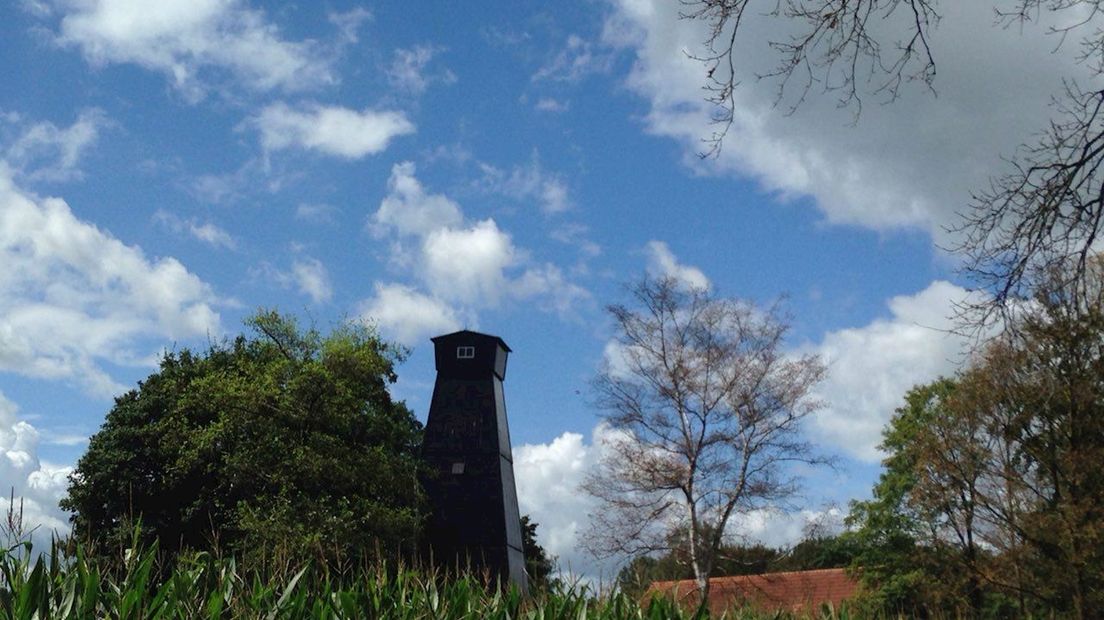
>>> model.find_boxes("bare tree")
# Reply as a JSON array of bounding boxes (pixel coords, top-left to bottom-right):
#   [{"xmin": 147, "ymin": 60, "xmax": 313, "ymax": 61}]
[
  {"xmin": 582, "ymin": 276, "xmax": 828, "ymax": 597},
  {"xmin": 679, "ymin": 0, "xmax": 1104, "ymax": 322},
  {"xmin": 953, "ymin": 84, "xmax": 1104, "ymax": 326},
  {"xmin": 682, "ymin": 0, "xmax": 940, "ymax": 153}
]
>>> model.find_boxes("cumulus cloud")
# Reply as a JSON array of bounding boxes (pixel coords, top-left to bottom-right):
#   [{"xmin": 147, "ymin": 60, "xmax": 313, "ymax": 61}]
[
  {"xmin": 360, "ymin": 162, "xmax": 589, "ymax": 344},
  {"xmin": 0, "ymin": 167, "xmax": 222, "ymax": 397},
  {"xmin": 357, "ymin": 283, "xmax": 462, "ymax": 346},
  {"xmin": 421, "ymin": 220, "xmax": 518, "ymax": 305},
  {"xmin": 153, "ymin": 209, "xmax": 236, "ymax": 249},
  {"xmin": 250, "ymin": 102, "xmax": 415, "ymax": 159},
  {"xmin": 0, "ymin": 390, "xmax": 76, "ymax": 541},
  {"xmin": 807, "ymin": 281, "xmax": 977, "ymax": 462},
  {"xmin": 45, "ymin": 0, "xmax": 336, "ymax": 99},
  {"xmin": 371, "ymin": 162, "xmax": 463, "ymax": 237},
  {"xmin": 514, "ymin": 428, "xmax": 611, "ymax": 578},
  {"xmin": 644, "ymin": 240, "xmax": 710, "ymax": 290},
  {"xmin": 603, "ymin": 0, "xmax": 1091, "ymax": 239},
  {"xmin": 3, "ymin": 109, "xmax": 107, "ymax": 181}
]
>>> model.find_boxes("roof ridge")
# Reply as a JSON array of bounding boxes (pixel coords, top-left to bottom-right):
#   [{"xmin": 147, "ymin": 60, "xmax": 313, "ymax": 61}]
[{"xmin": 649, "ymin": 567, "xmax": 851, "ymax": 588}]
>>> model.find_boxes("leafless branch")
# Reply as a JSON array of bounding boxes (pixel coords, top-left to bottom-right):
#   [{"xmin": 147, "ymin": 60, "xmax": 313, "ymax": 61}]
[
  {"xmin": 680, "ymin": 0, "xmax": 940, "ymax": 157},
  {"xmin": 582, "ymin": 276, "xmax": 827, "ymax": 596}
]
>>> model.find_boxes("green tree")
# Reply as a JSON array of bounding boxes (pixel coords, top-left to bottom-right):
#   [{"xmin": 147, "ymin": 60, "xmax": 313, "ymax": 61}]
[
  {"xmin": 848, "ymin": 263, "xmax": 1104, "ymax": 618},
  {"xmin": 966, "ymin": 268, "xmax": 1104, "ymax": 618},
  {"xmin": 520, "ymin": 515, "xmax": 556, "ymax": 591},
  {"xmin": 61, "ymin": 310, "xmax": 425, "ymax": 567},
  {"xmin": 773, "ymin": 535, "xmax": 861, "ymax": 573},
  {"xmin": 846, "ymin": 379, "xmax": 983, "ymax": 616},
  {"xmin": 616, "ymin": 554, "xmax": 686, "ymax": 600}
]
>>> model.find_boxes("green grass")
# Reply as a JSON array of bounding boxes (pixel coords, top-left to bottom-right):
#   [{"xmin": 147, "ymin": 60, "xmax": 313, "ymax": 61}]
[{"xmin": 1, "ymin": 535, "xmax": 860, "ymax": 619}]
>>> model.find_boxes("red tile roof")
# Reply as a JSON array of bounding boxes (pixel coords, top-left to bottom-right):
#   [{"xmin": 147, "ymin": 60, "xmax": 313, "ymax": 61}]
[{"xmin": 647, "ymin": 568, "xmax": 858, "ymax": 615}]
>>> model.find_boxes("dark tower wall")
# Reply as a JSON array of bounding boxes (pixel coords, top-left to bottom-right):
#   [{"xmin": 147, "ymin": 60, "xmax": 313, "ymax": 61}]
[{"xmin": 422, "ymin": 330, "xmax": 527, "ymax": 592}]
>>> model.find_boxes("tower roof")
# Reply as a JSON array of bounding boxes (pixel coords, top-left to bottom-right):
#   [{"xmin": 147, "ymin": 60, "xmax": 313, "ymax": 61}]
[{"xmin": 431, "ymin": 329, "xmax": 512, "ymax": 352}]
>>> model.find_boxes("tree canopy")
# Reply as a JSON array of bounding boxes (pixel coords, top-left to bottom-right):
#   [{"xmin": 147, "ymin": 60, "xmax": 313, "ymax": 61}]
[
  {"xmin": 61, "ymin": 311, "xmax": 425, "ymax": 566},
  {"xmin": 847, "ymin": 261, "xmax": 1104, "ymax": 618},
  {"xmin": 520, "ymin": 515, "xmax": 557, "ymax": 591}
]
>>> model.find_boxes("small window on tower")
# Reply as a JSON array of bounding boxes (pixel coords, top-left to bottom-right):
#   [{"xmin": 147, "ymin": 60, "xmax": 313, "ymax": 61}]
[
  {"xmin": 451, "ymin": 462, "xmax": 465, "ymax": 474},
  {"xmin": 457, "ymin": 346, "xmax": 475, "ymax": 359}
]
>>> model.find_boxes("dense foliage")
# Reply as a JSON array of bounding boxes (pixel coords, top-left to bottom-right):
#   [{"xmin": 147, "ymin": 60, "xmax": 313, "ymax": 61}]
[
  {"xmin": 846, "ymin": 266, "xmax": 1104, "ymax": 618},
  {"xmin": 521, "ymin": 516, "xmax": 556, "ymax": 591},
  {"xmin": 60, "ymin": 311, "xmax": 426, "ymax": 567}
]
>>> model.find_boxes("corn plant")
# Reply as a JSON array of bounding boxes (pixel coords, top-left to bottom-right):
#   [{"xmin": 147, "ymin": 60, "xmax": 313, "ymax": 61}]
[{"xmin": 1, "ymin": 534, "xmax": 862, "ymax": 619}]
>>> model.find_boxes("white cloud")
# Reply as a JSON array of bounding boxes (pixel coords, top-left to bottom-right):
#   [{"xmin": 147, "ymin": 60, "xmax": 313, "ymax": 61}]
[
  {"xmin": 290, "ymin": 257, "xmax": 332, "ymax": 304},
  {"xmin": 295, "ymin": 202, "xmax": 339, "ymax": 224},
  {"xmin": 725, "ymin": 507, "xmax": 844, "ymax": 549},
  {"xmin": 533, "ymin": 34, "xmax": 612, "ymax": 82},
  {"xmin": 603, "ymin": 1, "xmax": 1091, "ymax": 239},
  {"xmin": 48, "ymin": 0, "xmax": 336, "ymax": 99},
  {"xmin": 421, "ymin": 220, "xmax": 518, "ymax": 305},
  {"xmin": 327, "ymin": 7, "xmax": 372, "ymax": 46},
  {"xmin": 0, "ymin": 167, "xmax": 222, "ymax": 397},
  {"xmin": 253, "ymin": 255, "xmax": 333, "ymax": 304},
  {"xmin": 191, "ymin": 222, "xmax": 235, "ymax": 248},
  {"xmin": 514, "ymin": 429, "xmax": 610, "ymax": 578},
  {"xmin": 550, "ymin": 222, "xmax": 602, "ymax": 259},
  {"xmin": 387, "ymin": 45, "xmax": 456, "ymax": 95},
  {"xmin": 371, "ymin": 162, "xmax": 463, "ymax": 237},
  {"xmin": 644, "ymin": 240, "xmax": 710, "ymax": 290},
  {"xmin": 362, "ymin": 162, "xmax": 589, "ymax": 327},
  {"xmin": 0, "ymin": 390, "xmax": 76, "ymax": 542},
  {"xmin": 3, "ymin": 109, "xmax": 107, "ymax": 181},
  {"xmin": 251, "ymin": 102, "xmax": 415, "ymax": 159},
  {"xmin": 357, "ymin": 282, "xmax": 462, "ymax": 346},
  {"xmin": 535, "ymin": 98, "xmax": 569, "ymax": 113},
  {"xmin": 477, "ymin": 157, "xmax": 571, "ymax": 214},
  {"xmin": 512, "ymin": 264, "xmax": 590, "ymax": 318},
  {"xmin": 153, "ymin": 209, "xmax": 236, "ymax": 249},
  {"xmin": 808, "ymin": 281, "xmax": 976, "ymax": 462}
]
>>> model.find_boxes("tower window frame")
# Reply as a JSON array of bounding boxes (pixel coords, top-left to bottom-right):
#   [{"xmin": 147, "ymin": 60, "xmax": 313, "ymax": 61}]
[{"xmin": 457, "ymin": 346, "xmax": 475, "ymax": 359}]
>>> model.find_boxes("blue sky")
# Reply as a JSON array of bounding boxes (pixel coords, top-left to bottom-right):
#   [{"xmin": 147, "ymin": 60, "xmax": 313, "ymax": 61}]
[{"xmin": 0, "ymin": 0, "xmax": 1087, "ymax": 577}]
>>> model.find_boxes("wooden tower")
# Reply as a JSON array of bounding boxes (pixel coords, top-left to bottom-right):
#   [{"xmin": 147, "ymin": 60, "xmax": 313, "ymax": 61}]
[{"xmin": 421, "ymin": 330, "xmax": 526, "ymax": 592}]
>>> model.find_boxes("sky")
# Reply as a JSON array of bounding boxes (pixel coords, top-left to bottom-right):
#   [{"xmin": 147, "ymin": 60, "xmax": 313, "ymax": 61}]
[{"xmin": 0, "ymin": 0, "xmax": 1090, "ymax": 580}]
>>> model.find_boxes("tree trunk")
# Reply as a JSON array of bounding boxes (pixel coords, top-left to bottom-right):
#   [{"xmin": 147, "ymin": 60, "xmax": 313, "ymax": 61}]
[{"xmin": 692, "ymin": 557, "xmax": 710, "ymax": 612}]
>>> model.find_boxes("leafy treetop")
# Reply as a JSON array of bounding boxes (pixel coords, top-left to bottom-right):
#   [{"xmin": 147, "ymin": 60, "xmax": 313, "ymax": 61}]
[{"xmin": 62, "ymin": 310, "xmax": 426, "ymax": 568}]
